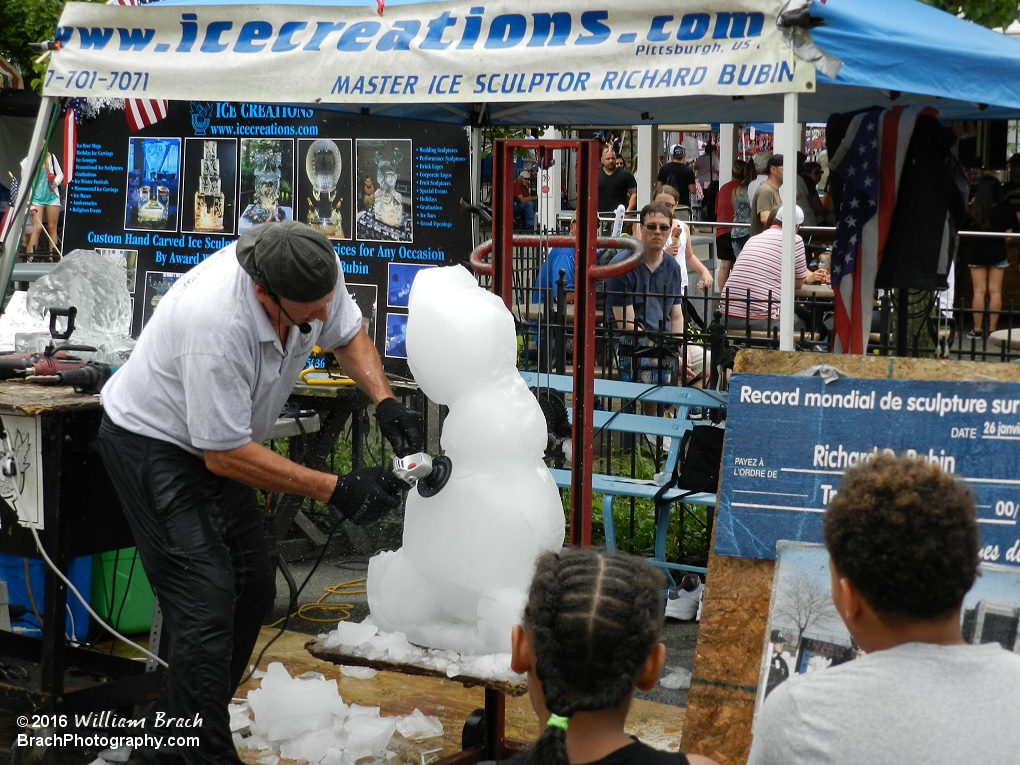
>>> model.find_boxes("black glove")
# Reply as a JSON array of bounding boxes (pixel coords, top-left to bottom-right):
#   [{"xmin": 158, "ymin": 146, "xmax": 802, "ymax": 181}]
[
  {"xmin": 329, "ymin": 467, "xmax": 404, "ymax": 526},
  {"xmin": 375, "ymin": 398, "xmax": 424, "ymax": 458}
]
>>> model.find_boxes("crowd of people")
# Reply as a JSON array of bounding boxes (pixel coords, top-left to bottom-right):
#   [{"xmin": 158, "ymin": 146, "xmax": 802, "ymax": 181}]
[{"xmin": 529, "ymin": 141, "xmax": 833, "ymax": 381}]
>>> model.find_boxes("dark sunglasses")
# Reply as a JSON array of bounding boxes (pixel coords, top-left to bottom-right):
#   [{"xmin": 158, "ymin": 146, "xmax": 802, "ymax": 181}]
[{"xmin": 643, "ymin": 224, "xmax": 672, "ymax": 232}]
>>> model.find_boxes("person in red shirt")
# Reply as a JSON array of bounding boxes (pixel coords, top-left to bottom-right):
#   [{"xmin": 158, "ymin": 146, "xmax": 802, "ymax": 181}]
[
  {"xmin": 512, "ymin": 170, "xmax": 537, "ymax": 230},
  {"xmin": 714, "ymin": 160, "xmax": 750, "ymax": 290}
]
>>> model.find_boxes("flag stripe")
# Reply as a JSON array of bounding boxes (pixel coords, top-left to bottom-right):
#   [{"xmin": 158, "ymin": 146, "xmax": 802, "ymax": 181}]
[
  {"xmin": 63, "ymin": 108, "xmax": 77, "ymax": 185},
  {"xmin": 126, "ymin": 99, "xmax": 169, "ymax": 132}
]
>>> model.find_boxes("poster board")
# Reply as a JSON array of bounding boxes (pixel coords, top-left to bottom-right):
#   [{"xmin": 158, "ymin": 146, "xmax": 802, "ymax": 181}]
[
  {"xmin": 758, "ymin": 542, "xmax": 1020, "ymax": 715},
  {"xmin": 60, "ymin": 101, "xmax": 472, "ymax": 375},
  {"xmin": 680, "ymin": 350, "xmax": 1020, "ymax": 765}
]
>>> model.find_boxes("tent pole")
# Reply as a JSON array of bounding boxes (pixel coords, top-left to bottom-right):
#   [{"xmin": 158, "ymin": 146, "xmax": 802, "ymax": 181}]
[
  {"xmin": 0, "ymin": 95, "xmax": 58, "ymax": 319},
  {"xmin": 636, "ymin": 125, "xmax": 655, "ymax": 208},
  {"xmin": 779, "ymin": 91, "xmax": 799, "ymax": 351},
  {"xmin": 540, "ymin": 127, "xmax": 561, "ymax": 229},
  {"xmin": 470, "ymin": 126, "xmax": 482, "ymax": 245},
  {"xmin": 719, "ymin": 124, "xmax": 735, "ymax": 184}
]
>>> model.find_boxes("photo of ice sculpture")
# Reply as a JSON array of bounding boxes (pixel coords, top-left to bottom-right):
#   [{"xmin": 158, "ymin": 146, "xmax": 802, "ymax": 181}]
[{"xmin": 367, "ymin": 266, "xmax": 564, "ymax": 654}]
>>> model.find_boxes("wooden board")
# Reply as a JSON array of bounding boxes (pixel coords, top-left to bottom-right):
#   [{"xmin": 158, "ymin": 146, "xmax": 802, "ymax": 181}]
[
  {"xmin": 0, "ymin": 379, "xmax": 101, "ymax": 415},
  {"xmin": 307, "ymin": 639, "xmax": 528, "ymax": 697},
  {"xmin": 680, "ymin": 349, "xmax": 1020, "ymax": 765},
  {"xmin": 234, "ymin": 627, "xmax": 685, "ymax": 765}
]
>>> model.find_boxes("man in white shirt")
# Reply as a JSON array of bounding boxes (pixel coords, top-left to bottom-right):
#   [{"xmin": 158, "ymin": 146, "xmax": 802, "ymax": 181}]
[
  {"xmin": 748, "ymin": 454, "xmax": 1020, "ymax": 765},
  {"xmin": 97, "ymin": 222, "xmax": 422, "ymax": 765}
]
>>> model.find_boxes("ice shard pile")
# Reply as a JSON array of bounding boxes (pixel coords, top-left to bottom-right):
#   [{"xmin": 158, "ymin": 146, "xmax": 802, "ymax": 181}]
[
  {"xmin": 367, "ymin": 265, "xmax": 564, "ymax": 654},
  {"xmin": 232, "ymin": 662, "xmax": 443, "ymax": 765}
]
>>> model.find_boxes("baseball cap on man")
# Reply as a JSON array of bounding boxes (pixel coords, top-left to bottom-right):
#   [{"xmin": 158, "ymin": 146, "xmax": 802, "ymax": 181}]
[
  {"xmin": 767, "ymin": 154, "xmax": 784, "ymax": 169},
  {"xmin": 236, "ymin": 221, "xmax": 338, "ymax": 302},
  {"xmin": 775, "ymin": 204, "xmax": 805, "ymax": 225},
  {"xmin": 519, "ymin": 170, "xmax": 531, "ymax": 180},
  {"xmin": 753, "ymin": 153, "xmax": 770, "ymax": 173},
  {"xmin": 670, "ymin": 143, "xmax": 685, "ymax": 160}
]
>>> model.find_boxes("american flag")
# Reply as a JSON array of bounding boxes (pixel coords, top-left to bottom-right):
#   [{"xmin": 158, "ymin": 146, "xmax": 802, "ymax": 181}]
[
  {"xmin": 0, "ymin": 175, "xmax": 20, "ymax": 244},
  {"xmin": 830, "ymin": 105, "xmax": 937, "ymax": 354}
]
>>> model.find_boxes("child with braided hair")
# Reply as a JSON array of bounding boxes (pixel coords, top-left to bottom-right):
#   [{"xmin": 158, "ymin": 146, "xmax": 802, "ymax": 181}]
[{"xmin": 510, "ymin": 549, "xmax": 718, "ymax": 765}]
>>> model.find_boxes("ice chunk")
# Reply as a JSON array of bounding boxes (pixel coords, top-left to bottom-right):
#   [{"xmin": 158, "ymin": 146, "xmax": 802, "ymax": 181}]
[
  {"xmin": 97, "ymin": 746, "xmax": 131, "ymax": 763},
  {"xmin": 342, "ymin": 715, "xmax": 396, "ymax": 761},
  {"xmin": 332, "ymin": 620, "xmax": 379, "ymax": 647},
  {"xmin": 320, "ymin": 749, "xmax": 355, "ymax": 765},
  {"xmin": 0, "ymin": 291, "xmax": 49, "ymax": 350},
  {"xmin": 659, "ymin": 667, "xmax": 692, "ymax": 690},
  {"xmin": 279, "ymin": 728, "xmax": 336, "ymax": 764},
  {"xmin": 367, "ymin": 266, "xmax": 564, "ymax": 655},
  {"xmin": 248, "ymin": 662, "xmax": 347, "ymax": 742},
  {"xmin": 27, "ymin": 250, "xmax": 131, "ymax": 335},
  {"xmin": 339, "ymin": 665, "xmax": 378, "ymax": 679},
  {"xmin": 229, "ymin": 702, "xmax": 252, "ymax": 732},
  {"xmin": 257, "ymin": 755, "xmax": 280, "ymax": 765},
  {"xmin": 395, "ymin": 709, "xmax": 444, "ymax": 740}
]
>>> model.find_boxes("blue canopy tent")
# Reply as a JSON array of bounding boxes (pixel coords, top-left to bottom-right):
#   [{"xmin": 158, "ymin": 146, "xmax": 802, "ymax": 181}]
[{"xmin": 6, "ymin": 0, "xmax": 1020, "ymax": 345}]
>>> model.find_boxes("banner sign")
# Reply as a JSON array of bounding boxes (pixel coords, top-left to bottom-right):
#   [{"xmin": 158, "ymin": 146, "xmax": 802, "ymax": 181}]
[
  {"xmin": 716, "ymin": 373, "xmax": 1020, "ymax": 569},
  {"xmin": 46, "ymin": 1, "xmax": 813, "ymax": 103},
  {"xmin": 60, "ymin": 101, "xmax": 471, "ymax": 374}
]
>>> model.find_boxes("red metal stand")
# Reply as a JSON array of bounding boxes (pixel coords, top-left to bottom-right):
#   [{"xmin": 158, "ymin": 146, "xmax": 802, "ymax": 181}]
[{"xmin": 470, "ymin": 138, "xmax": 644, "ymax": 549}]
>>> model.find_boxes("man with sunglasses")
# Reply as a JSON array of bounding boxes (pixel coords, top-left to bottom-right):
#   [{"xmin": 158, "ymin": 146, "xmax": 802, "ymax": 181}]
[{"xmin": 606, "ymin": 203, "xmax": 699, "ymax": 406}]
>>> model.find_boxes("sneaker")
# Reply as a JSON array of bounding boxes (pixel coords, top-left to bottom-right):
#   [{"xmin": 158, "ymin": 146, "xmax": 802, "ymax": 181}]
[
  {"xmin": 967, "ymin": 330, "xmax": 984, "ymax": 341},
  {"xmin": 664, "ymin": 587, "xmax": 701, "ymax": 621}
]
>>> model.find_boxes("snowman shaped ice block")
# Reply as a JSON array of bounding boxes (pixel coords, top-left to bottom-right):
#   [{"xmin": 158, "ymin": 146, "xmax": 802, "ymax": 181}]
[{"xmin": 367, "ymin": 266, "xmax": 565, "ymax": 655}]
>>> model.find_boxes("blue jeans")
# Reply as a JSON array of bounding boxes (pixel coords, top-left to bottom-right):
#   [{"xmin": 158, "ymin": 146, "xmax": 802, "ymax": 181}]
[{"xmin": 514, "ymin": 200, "xmax": 536, "ymax": 229}]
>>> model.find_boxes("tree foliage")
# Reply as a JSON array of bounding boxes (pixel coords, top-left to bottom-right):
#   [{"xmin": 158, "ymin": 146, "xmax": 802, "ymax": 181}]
[
  {"xmin": 0, "ymin": 0, "xmax": 106, "ymax": 90},
  {"xmin": 923, "ymin": 0, "xmax": 1020, "ymax": 29}
]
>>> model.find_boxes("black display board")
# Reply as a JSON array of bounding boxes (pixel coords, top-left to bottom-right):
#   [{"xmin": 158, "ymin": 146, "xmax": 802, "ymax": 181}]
[{"xmin": 61, "ymin": 101, "xmax": 472, "ymax": 374}]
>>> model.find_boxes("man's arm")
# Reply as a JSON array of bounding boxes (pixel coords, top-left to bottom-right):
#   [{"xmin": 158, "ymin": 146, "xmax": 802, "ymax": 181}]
[
  {"xmin": 332, "ymin": 328, "xmax": 395, "ymax": 405},
  {"xmin": 626, "ymin": 187, "xmax": 637, "ymax": 210},
  {"xmin": 205, "ymin": 442, "xmax": 337, "ymax": 501},
  {"xmin": 205, "ymin": 329, "xmax": 404, "ymax": 508},
  {"xmin": 611, "ymin": 304, "xmax": 639, "ymax": 331},
  {"xmin": 669, "ymin": 302, "xmax": 685, "ymax": 336}
]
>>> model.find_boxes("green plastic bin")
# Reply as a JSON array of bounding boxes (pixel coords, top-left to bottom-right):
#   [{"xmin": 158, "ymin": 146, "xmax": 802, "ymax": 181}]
[{"xmin": 91, "ymin": 548, "xmax": 155, "ymax": 634}]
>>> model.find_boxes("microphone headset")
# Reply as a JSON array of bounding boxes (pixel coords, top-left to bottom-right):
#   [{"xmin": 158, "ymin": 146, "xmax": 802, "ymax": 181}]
[{"xmin": 249, "ymin": 245, "xmax": 312, "ymax": 335}]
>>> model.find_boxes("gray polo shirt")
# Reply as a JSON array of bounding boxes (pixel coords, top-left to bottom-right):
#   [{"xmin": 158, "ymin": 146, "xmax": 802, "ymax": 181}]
[{"xmin": 102, "ymin": 244, "xmax": 362, "ymax": 456}]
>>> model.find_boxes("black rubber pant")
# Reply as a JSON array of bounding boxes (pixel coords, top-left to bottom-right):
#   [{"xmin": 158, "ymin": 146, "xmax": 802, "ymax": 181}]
[{"xmin": 96, "ymin": 417, "xmax": 276, "ymax": 765}]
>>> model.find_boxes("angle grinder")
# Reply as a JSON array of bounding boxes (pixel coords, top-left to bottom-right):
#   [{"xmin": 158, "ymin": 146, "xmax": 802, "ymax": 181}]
[{"xmin": 392, "ymin": 451, "xmax": 453, "ymax": 497}]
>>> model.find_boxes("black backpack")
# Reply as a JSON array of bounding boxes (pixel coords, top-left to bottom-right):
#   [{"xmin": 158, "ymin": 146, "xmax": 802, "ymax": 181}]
[{"xmin": 653, "ymin": 425, "xmax": 725, "ymax": 505}]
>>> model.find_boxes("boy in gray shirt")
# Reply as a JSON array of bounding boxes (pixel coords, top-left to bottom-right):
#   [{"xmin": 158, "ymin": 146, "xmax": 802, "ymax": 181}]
[{"xmin": 748, "ymin": 454, "xmax": 1020, "ymax": 765}]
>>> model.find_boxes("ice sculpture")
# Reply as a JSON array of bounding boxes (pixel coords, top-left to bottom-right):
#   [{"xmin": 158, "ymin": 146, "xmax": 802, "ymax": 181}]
[
  {"xmin": 20, "ymin": 249, "xmax": 135, "ymax": 362},
  {"xmin": 137, "ymin": 141, "xmax": 172, "ymax": 225},
  {"xmin": 305, "ymin": 139, "xmax": 344, "ymax": 238},
  {"xmin": 194, "ymin": 141, "xmax": 225, "ymax": 232},
  {"xmin": 367, "ymin": 265, "xmax": 564, "ymax": 654},
  {"xmin": 27, "ymin": 249, "xmax": 131, "ymax": 335},
  {"xmin": 243, "ymin": 148, "xmax": 284, "ymax": 226},
  {"xmin": 356, "ymin": 149, "xmax": 411, "ymax": 241}
]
